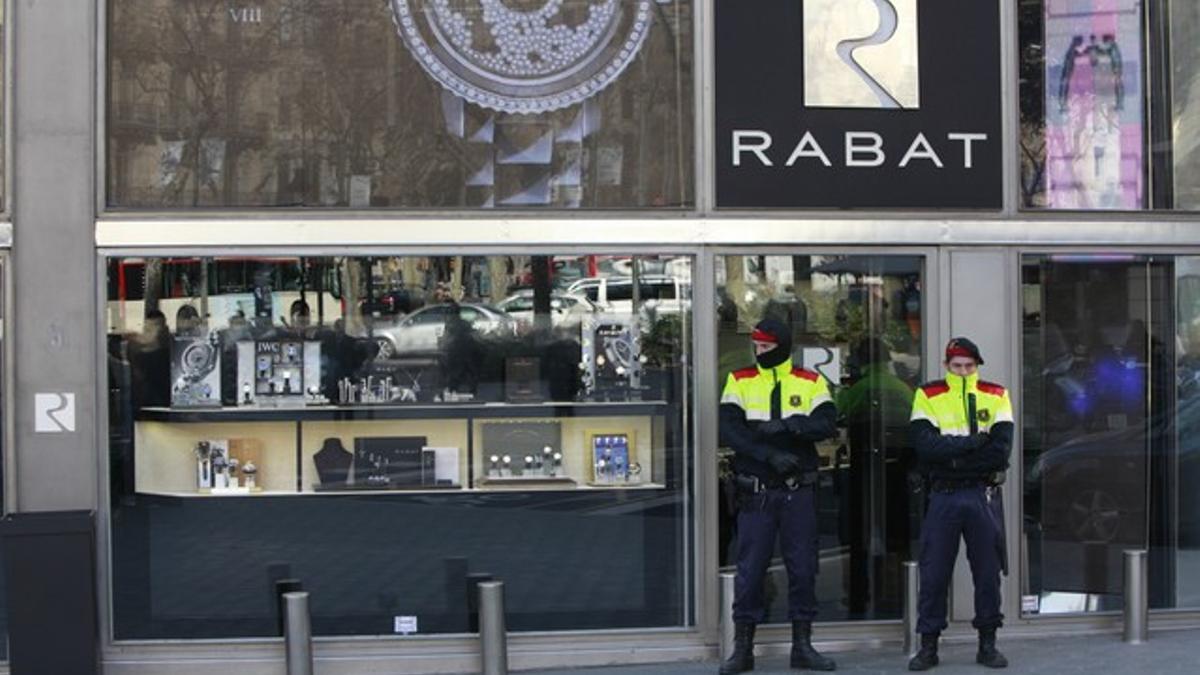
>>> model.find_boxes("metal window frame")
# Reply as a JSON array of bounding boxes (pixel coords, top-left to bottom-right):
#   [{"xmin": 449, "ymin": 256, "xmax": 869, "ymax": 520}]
[
  {"xmin": 2, "ymin": 0, "xmax": 12, "ymax": 222},
  {"xmin": 1, "ymin": 251, "xmax": 11, "ymax": 515}
]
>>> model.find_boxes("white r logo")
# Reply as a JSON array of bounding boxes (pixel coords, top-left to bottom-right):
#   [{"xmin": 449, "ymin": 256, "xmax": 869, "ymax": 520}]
[
  {"xmin": 804, "ymin": 0, "xmax": 920, "ymax": 109},
  {"xmin": 35, "ymin": 393, "xmax": 76, "ymax": 433}
]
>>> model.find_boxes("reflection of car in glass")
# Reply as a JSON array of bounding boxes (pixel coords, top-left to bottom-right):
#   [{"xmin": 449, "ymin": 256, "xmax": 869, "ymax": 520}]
[
  {"xmin": 369, "ymin": 303, "xmax": 515, "ymax": 358},
  {"xmin": 496, "ymin": 290, "xmax": 599, "ymax": 328},
  {"xmin": 1028, "ymin": 393, "xmax": 1200, "ymax": 550},
  {"xmin": 565, "ymin": 275, "xmax": 690, "ymax": 316}
]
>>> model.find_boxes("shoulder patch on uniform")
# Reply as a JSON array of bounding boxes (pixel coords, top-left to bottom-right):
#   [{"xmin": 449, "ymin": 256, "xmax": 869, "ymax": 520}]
[
  {"xmin": 791, "ymin": 367, "xmax": 819, "ymax": 382},
  {"xmin": 733, "ymin": 367, "xmax": 759, "ymax": 381},
  {"xmin": 977, "ymin": 380, "xmax": 1006, "ymax": 396},
  {"xmin": 920, "ymin": 380, "xmax": 950, "ymax": 397}
]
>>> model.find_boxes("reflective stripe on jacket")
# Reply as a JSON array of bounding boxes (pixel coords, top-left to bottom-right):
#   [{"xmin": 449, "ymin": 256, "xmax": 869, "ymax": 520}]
[
  {"xmin": 719, "ymin": 357, "xmax": 837, "ymax": 479},
  {"xmin": 910, "ymin": 371, "xmax": 1014, "ymax": 479}
]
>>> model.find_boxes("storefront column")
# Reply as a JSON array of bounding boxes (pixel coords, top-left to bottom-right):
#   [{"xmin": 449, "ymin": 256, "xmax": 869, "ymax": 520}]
[
  {"xmin": 10, "ymin": 1, "xmax": 98, "ymax": 511},
  {"xmin": 945, "ymin": 248, "xmax": 1021, "ymax": 625}
]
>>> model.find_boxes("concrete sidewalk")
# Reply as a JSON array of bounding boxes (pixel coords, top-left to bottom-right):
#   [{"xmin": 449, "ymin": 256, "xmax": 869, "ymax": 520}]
[{"xmin": 526, "ymin": 628, "xmax": 1200, "ymax": 674}]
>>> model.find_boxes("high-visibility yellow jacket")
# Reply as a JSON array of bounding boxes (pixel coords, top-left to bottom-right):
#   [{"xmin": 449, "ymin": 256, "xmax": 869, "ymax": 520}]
[
  {"xmin": 720, "ymin": 358, "xmax": 837, "ymax": 479},
  {"xmin": 909, "ymin": 371, "xmax": 1014, "ymax": 480}
]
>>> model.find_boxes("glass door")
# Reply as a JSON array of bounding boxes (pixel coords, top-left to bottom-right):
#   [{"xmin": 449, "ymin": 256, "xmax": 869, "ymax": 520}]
[
  {"xmin": 716, "ymin": 253, "xmax": 927, "ymax": 622},
  {"xmin": 1021, "ymin": 255, "xmax": 1172, "ymax": 614}
]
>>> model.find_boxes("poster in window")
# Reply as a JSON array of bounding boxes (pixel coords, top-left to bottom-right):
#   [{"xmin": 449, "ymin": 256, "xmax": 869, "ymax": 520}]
[{"xmin": 1043, "ymin": 0, "xmax": 1144, "ymax": 209}]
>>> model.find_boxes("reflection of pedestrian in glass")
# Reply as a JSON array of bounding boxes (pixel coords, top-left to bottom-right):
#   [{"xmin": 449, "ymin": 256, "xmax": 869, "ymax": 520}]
[
  {"xmin": 442, "ymin": 300, "xmax": 481, "ymax": 393},
  {"xmin": 175, "ymin": 304, "xmax": 202, "ymax": 336},
  {"xmin": 836, "ymin": 338, "xmax": 913, "ymax": 617},
  {"xmin": 128, "ymin": 309, "xmax": 172, "ymax": 408},
  {"xmin": 908, "ymin": 338, "xmax": 1012, "ymax": 670},
  {"xmin": 718, "ymin": 318, "xmax": 838, "ymax": 674},
  {"xmin": 290, "ymin": 300, "xmax": 311, "ymax": 329}
]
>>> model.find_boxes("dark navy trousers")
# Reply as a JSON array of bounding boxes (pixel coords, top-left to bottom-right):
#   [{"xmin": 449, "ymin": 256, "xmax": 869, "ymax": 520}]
[
  {"xmin": 733, "ymin": 486, "xmax": 818, "ymax": 623},
  {"xmin": 917, "ymin": 486, "xmax": 1004, "ymax": 635}
]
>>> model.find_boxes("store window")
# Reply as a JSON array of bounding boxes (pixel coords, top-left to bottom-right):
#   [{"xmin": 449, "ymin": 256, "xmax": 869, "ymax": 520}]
[
  {"xmin": 106, "ymin": 254, "xmax": 693, "ymax": 638},
  {"xmin": 1022, "ymin": 254, "xmax": 1200, "ymax": 614},
  {"xmin": 105, "ymin": 1, "xmax": 693, "ymax": 209},
  {"xmin": 716, "ymin": 254, "xmax": 924, "ymax": 621},
  {"xmin": 1020, "ymin": 1, "xmax": 1200, "ymax": 210},
  {"xmin": 1019, "ymin": 0, "xmax": 1145, "ymax": 209}
]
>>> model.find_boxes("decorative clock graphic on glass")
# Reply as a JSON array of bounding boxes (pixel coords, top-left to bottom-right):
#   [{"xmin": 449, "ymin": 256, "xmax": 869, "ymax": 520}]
[{"xmin": 389, "ymin": 0, "xmax": 656, "ymax": 113}]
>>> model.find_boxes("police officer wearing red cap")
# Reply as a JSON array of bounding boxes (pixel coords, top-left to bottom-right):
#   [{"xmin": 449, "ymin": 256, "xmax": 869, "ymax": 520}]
[
  {"xmin": 907, "ymin": 338, "xmax": 1013, "ymax": 671},
  {"xmin": 719, "ymin": 318, "xmax": 838, "ymax": 673}
]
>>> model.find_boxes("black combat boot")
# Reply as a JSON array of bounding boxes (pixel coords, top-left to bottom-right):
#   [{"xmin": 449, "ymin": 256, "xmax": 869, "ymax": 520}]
[
  {"xmin": 907, "ymin": 633, "xmax": 939, "ymax": 671},
  {"xmin": 789, "ymin": 620, "xmax": 836, "ymax": 671},
  {"xmin": 719, "ymin": 623, "xmax": 756, "ymax": 674},
  {"xmin": 976, "ymin": 627, "xmax": 1008, "ymax": 668}
]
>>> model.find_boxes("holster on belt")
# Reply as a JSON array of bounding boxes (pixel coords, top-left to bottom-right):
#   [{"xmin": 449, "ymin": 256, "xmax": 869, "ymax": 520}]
[{"xmin": 721, "ymin": 475, "xmax": 740, "ymax": 516}]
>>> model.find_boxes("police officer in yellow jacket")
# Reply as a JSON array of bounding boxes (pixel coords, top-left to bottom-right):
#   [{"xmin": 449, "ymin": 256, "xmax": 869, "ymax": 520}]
[
  {"xmin": 719, "ymin": 318, "xmax": 838, "ymax": 674},
  {"xmin": 908, "ymin": 338, "xmax": 1012, "ymax": 671}
]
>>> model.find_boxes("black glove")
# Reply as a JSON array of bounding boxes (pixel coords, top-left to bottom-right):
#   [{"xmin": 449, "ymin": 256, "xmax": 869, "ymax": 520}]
[
  {"xmin": 969, "ymin": 432, "xmax": 991, "ymax": 450},
  {"xmin": 766, "ymin": 449, "xmax": 803, "ymax": 475},
  {"xmin": 757, "ymin": 419, "xmax": 788, "ymax": 437}
]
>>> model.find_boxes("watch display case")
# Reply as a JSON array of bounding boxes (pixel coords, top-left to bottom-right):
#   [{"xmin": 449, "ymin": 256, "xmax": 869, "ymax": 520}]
[{"xmin": 134, "ymin": 400, "xmax": 667, "ymax": 496}]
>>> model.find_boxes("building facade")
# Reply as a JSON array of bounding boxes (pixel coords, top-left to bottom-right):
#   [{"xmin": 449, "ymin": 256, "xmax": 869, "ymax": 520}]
[{"xmin": 3, "ymin": 0, "xmax": 1200, "ymax": 672}]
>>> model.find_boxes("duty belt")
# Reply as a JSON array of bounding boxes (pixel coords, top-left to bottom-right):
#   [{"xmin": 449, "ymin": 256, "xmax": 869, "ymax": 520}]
[
  {"xmin": 929, "ymin": 477, "xmax": 990, "ymax": 492},
  {"xmin": 736, "ymin": 471, "xmax": 818, "ymax": 493}
]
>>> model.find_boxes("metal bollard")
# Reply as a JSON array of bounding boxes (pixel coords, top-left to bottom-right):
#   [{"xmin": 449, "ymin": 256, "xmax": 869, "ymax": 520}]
[
  {"xmin": 274, "ymin": 578, "xmax": 303, "ymax": 636},
  {"xmin": 467, "ymin": 572, "xmax": 495, "ymax": 633},
  {"xmin": 903, "ymin": 561, "xmax": 920, "ymax": 656},
  {"xmin": 479, "ymin": 581, "xmax": 509, "ymax": 675},
  {"xmin": 719, "ymin": 572, "xmax": 736, "ymax": 662},
  {"xmin": 1123, "ymin": 549, "xmax": 1149, "ymax": 644},
  {"xmin": 283, "ymin": 591, "xmax": 314, "ymax": 675}
]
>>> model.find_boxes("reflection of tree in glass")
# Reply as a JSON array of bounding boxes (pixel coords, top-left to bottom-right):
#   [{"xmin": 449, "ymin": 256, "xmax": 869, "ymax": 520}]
[{"xmin": 107, "ymin": 0, "xmax": 694, "ymax": 208}]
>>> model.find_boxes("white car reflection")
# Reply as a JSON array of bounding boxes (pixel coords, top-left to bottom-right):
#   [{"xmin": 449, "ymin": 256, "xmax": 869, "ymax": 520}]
[
  {"xmin": 369, "ymin": 303, "xmax": 515, "ymax": 358},
  {"xmin": 496, "ymin": 290, "xmax": 599, "ymax": 329}
]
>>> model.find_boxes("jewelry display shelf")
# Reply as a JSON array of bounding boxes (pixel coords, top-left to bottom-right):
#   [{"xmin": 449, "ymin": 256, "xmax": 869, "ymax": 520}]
[
  {"xmin": 134, "ymin": 401, "xmax": 673, "ymax": 496},
  {"xmin": 137, "ymin": 482, "xmax": 667, "ymax": 498},
  {"xmin": 136, "ymin": 400, "xmax": 669, "ymax": 423}
]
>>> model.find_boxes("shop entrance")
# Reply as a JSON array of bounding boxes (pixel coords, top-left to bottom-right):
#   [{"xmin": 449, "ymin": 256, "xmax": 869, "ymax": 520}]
[{"xmin": 714, "ymin": 251, "xmax": 932, "ymax": 622}]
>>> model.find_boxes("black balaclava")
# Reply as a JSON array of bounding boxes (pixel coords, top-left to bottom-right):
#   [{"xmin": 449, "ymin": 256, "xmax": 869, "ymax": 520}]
[{"xmin": 752, "ymin": 318, "xmax": 792, "ymax": 369}]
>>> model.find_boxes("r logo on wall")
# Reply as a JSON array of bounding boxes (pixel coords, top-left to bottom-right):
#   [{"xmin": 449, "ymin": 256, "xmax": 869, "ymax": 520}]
[
  {"xmin": 803, "ymin": 0, "xmax": 919, "ymax": 109},
  {"xmin": 35, "ymin": 392, "xmax": 76, "ymax": 433},
  {"xmin": 715, "ymin": 0, "xmax": 1002, "ymax": 209}
]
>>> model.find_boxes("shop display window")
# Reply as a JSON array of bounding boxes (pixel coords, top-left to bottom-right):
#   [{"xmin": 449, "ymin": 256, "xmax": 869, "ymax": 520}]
[
  {"xmin": 105, "ymin": 1, "xmax": 693, "ymax": 209},
  {"xmin": 1019, "ymin": 0, "xmax": 1145, "ymax": 209},
  {"xmin": 715, "ymin": 254, "xmax": 924, "ymax": 622},
  {"xmin": 106, "ymin": 253, "xmax": 692, "ymax": 638},
  {"xmin": 1019, "ymin": 1, "xmax": 1200, "ymax": 210}
]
